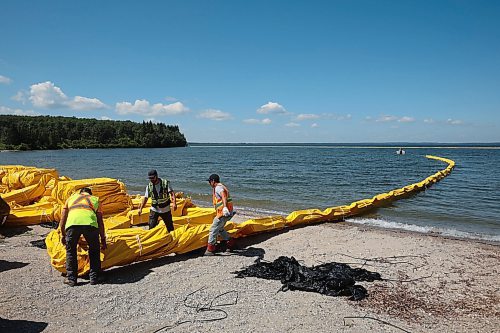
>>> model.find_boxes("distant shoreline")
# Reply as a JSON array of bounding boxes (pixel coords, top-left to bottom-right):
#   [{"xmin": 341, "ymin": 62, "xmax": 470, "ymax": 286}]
[
  {"xmin": 189, "ymin": 143, "xmax": 500, "ymax": 149},
  {"xmin": 3, "ymin": 144, "xmax": 500, "ymax": 152}
]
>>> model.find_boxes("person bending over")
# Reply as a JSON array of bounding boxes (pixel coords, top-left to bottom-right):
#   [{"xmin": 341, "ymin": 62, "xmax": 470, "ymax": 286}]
[{"xmin": 60, "ymin": 187, "xmax": 106, "ymax": 286}]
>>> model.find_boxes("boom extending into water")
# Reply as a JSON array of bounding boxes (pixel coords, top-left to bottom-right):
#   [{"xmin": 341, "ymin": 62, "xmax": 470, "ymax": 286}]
[
  {"xmin": 0, "ymin": 155, "xmax": 455, "ymax": 275},
  {"xmin": 47, "ymin": 155, "xmax": 454, "ymax": 275}
]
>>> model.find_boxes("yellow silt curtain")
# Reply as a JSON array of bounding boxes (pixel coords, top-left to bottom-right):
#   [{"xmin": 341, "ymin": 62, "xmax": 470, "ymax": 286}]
[
  {"xmin": 1, "ymin": 156, "xmax": 455, "ymax": 276},
  {"xmin": 3, "ymin": 168, "xmax": 59, "ymax": 190},
  {"xmin": 41, "ymin": 155, "xmax": 454, "ymax": 276},
  {"xmin": 50, "ymin": 178, "xmax": 131, "ymax": 216},
  {"xmin": 1, "ymin": 174, "xmax": 53, "ymax": 207},
  {"xmin": 5, "ymin": 201, "xmax": 55, "ymax": 226}
]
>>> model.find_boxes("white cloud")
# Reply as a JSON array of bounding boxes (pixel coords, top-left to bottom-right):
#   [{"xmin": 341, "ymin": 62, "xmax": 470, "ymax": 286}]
[
  {"xmin": 29, "ymin": 81, "xmax": 108, "ymax": 110},
  {"xmin": 0, "ymin": 105, "xmax": 40, "ymax": 116},
  {"xmin": 244, "ymin": 118, "xmax": 272, "ymax": 125},
  {"xmin": 295, "ymin": 113, "xmax": 320, "ymax": 121},
  {"xmin": 198, "ymin": 109, "xmax": 232, "ymax": 121},
  {"xmin": 423, "ymin": 118, "xmax": 463, "ymax": 125},
  {"xmin": 0, "ymin": 75, "xmax": 12, "ymax": 84},
  {"xmin": 12, "ymin": 91, "xmax": 28, "ymax": 104},
  {"xmin": 373, "ymin": 115, "xmax": 415, "ymax": 123},
  {"xmin": 322, "ymin": 113, "xmax": 352, "ymax": 121},
  {"xmin": 376, "ymin": 115, "xmax": 398, "ymax": 122},
  {"xmin": 398, "ymin": 116, "xmax": 415, "ymax": 123},
  {"xmin": 68, "ymin": 96, "xmax": 108, "ymax": 111},
  {"xmin": 311, "ymin": 123, "xmax": 319, "ymax": 128},
  {"xmin": 285, "ymin": 122, "xmax": 300, "ymax": 127},
  {"xmin": 446, "ymin": 118, "xmax": 464, "ymax": 125},
  {"xmin": 337, "ymin": 113, "xmax": 352, "ymax": 121},
  {"xmin": 165, "ymin": 96, "xmax": 178, "ymax": 102},
  {"xmin": 116, "ymin": 100, "xmax": 189, "ymax": 116},
  {"xmin": 30, "ymin": 81, "xmax": 67, "ymax": 108},
  {"xmin": 256, "ymin": 102, "xmax": 288, "ymax": 115},
  {"xmin": 100, "ymin": 116, "xmax": 112, "ymax": 120}
]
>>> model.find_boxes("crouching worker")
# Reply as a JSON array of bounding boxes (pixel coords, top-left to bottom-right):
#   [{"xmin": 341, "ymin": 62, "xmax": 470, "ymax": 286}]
[
  {"xmin": 205, "ymin": 174, "xmax": 235, "ymax": 256},
  {"xmin": 60, "ymin": 187, "xmax": 107, "ymax": 286}
]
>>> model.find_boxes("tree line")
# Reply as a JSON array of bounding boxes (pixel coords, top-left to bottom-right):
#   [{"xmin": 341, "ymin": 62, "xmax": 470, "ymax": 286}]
[{"xmin": 0, "ymin": 115, "xmax": 187, "ymax": 150}]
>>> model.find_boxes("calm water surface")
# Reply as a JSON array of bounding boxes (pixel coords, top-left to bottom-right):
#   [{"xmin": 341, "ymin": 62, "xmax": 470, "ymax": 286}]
[{"xmin": 1, "ymin": 146, "xmax": 499, "ymax": 241}]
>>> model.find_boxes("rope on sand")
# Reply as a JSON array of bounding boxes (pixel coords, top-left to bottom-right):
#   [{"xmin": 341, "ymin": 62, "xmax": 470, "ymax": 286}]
[
  {"xmin": 151, "ymin": 287, "xmax": 239, "ymax": 333},
  {"xmin": 343, "ymin": 315, "xmax": 412, "ymax": 333}
]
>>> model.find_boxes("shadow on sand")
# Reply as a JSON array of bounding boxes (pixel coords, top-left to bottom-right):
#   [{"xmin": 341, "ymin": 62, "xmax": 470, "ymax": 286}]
[
  {"xmin": 0, "ymin": 317, "xmax": 48, "ymax": 333},
  {"xmin": 0, "ymin": 226, "xmax": 32, "ymax": 237},
  {"xmin": 0, "ymin": 259, "xmax": 29, "ymax": 273},
  {"xmin": 102, "ymin": 233, "xmax": 279, "ymax": 285}
]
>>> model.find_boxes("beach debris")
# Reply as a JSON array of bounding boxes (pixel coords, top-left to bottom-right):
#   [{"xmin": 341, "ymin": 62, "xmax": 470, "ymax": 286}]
[
  {"xmin": 233, "ymin": 256, "xmax": 382, "ymax": 300},
  {"xmin": 152, "ymin": 287, "xmax": 238, "ymax": 333}
]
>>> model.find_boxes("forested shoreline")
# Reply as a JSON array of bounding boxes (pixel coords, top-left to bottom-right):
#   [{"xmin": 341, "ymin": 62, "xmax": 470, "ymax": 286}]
[{"xmin": 0, "ymin": 115, "xmax": 187, "ymax": 150}]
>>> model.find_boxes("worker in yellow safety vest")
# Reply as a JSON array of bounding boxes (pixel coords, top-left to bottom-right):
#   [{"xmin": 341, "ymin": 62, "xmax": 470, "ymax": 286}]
[
  {"xmin": 60, "ymin": 187, "xmax": 106, "ymax": 286},
  {"xmin": 205, "ymin": 174, "xmax": 236, "ymax": 256},
  {"xmin": 138, "ymin": 169, "xmax": 177, "ymax": 231}
]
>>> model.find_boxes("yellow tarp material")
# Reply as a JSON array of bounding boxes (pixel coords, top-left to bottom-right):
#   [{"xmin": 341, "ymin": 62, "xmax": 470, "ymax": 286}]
[
  {"xmin": 44, "ymin": 155, "xmax": 455, "ymax": 276},
  {"xmin": 3, "ymin": 168, "xmax": 59, "ymax": 190},
  {"xmin": 0, "ymin": 169, "xmax": 199, "ymax": 227},
  {"xmin": 0, "ymin": 185, "xmax": 8, "ymax": 194},
  {"xmin": 127, "ymin": 205, "xmax": 214, "ymax": 226},
  {"xmin": 0, "ymin": 165, "xmax": 36, "ymax": 183},
  {"xmin": 174, "ymin": 207, "xmax": 216, "ymax": 225},
  {"xmin": 5, "ymin": 201, "xmax": 55, "ymax": 226},
  {"xmin": 1, "ymin": 174, "xmax": 52, "ymax": 206},
  {"xmin": 51, "ymin": 178, "xmax": 132, "ymax": 217}
]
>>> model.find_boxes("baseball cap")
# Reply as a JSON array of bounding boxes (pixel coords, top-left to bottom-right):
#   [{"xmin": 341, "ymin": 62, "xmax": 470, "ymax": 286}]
[
  {"xmin": 207, "ymin": 174, "xmax": 220, "ymax": 182},
  {"xmin": 80, "ymin": 187, "xmax": 92, "ymax": 195}
]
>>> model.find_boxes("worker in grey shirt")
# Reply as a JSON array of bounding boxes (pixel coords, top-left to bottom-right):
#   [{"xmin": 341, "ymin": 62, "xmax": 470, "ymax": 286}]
[{"xmin": 138, "ymin": 169, "xmax": 177, "ymax": 231}]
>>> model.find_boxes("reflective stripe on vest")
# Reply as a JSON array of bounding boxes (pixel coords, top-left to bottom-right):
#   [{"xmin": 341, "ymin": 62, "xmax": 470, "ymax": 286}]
[
  {"xmin": 147, "ymin": 178, "xmax": 170, "ymax": 207},
  {"xmin": 65, "ymin": 193, "xmax": 99, "ymax": 230},
  {"xmin": 213, "ymin": 183, "xmax": 233, "ymax": 218}
]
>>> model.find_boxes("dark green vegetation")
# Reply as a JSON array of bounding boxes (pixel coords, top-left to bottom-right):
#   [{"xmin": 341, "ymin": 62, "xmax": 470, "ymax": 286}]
[{"xmin": 0, "ymin": 115, "xmax": 187, "ymax": 150}]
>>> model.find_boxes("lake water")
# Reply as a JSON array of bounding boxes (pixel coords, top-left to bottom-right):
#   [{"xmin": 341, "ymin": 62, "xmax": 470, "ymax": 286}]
[{"xmin": 1, "ymin": 145, "xmax": 499, "ymax": 242}]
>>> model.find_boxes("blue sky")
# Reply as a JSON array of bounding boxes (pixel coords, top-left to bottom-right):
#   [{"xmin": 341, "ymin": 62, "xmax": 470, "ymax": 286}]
[{"xmin": 1, "ymin": 0, "xmax": 499, "ymax": 143}]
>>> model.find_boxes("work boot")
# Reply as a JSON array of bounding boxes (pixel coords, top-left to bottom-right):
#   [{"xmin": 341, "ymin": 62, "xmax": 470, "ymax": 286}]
[
  {"xmin": 220, "ymin": 239, "xmax": 235, "ymax": 252},
  {"xmin": 218, "ymin": 240, "xmax": 227, "ymax": 252},
  {"xmin": 90, "ymin": 275, "xmax": 106, "ymax": 285},
  {"xmin": 63, "ymin": 278, "xmax": 76, "ymax": 287},
  {"xmin": 204, "ymin": 243, "xmax": 217, "ymax": 256}
]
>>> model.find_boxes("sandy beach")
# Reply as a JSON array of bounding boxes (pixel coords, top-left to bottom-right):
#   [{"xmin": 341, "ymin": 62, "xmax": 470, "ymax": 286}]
[{"xmin": 1, "ymin": 209, "xmax": 499, "ymax": 333}]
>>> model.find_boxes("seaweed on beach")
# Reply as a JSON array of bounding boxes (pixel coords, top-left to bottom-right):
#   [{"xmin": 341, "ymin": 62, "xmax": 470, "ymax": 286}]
[{"xmin": 233, "ymin": 256, "xmax": 382, "ymax": 300}]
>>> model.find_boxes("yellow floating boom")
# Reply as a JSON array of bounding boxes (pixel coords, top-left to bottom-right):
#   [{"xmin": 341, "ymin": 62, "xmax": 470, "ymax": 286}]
[{"xmin": 41, "ymin": 155, "xmax": 454, "ymax": 276}]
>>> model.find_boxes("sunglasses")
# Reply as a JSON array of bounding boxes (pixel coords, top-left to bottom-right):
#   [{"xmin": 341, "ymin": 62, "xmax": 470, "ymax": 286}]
[{"xmin": 148, "ymin": 176, "xmax": 157, "ymax": 180}]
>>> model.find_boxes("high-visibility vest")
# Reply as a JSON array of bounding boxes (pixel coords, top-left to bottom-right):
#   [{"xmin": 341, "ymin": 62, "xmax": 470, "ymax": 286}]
[
  {"xmin": 213, "ymin": 183, "xmax": 233, "ymax": 218},
  {"xmin": 64, "ymin": 192, "xmax": 99, "ymax": 230},
  {"xmin": 147, "ymin": 178, "xmax": 171, "ymax": 208}
]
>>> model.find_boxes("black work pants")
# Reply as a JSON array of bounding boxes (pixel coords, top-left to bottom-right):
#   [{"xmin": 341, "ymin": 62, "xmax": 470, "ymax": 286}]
[
  {"xmin": 65, "ymin": 225, "xmax": 101, "ymax": 282},
  {"xmin": 148, "ymin": 210, "xmax": 174, "ymax": 232}
]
